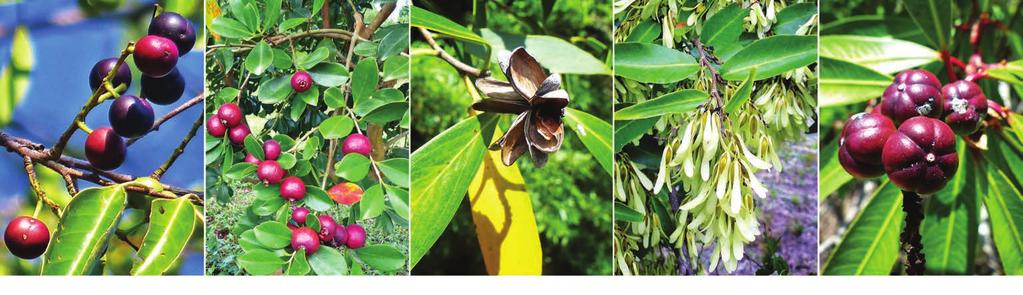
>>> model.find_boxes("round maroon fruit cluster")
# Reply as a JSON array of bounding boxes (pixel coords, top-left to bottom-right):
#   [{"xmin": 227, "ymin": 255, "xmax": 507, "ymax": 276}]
[
  {"xmin": 209, "ymin": 103, "xmax": 250, "ymax": 146},
  {"xmin": 4, "ymin": 216, "xmax": 50, "ymax": 259},
  {"xmin": 287, "ymin": 211, "xmax": 368, "ymax": 253},
  {"xmin": 840, "ymin": 69, "xmax": 972, "ymax": 194}
]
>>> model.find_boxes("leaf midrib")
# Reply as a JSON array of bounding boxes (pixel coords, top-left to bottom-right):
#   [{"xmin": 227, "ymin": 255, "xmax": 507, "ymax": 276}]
[{"xmin": 134, "ymin": 200, "xmax": 190, "ymax": 274}]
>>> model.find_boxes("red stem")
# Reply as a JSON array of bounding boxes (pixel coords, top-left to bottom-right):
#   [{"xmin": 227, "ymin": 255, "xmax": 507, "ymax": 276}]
[{"xmin": 941, "ymin": 50, "xmax": 959, "ymax": 82}]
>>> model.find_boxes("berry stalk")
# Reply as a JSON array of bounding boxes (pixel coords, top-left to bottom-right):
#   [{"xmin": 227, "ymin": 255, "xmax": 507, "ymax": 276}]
[
  {"xmin": 901, "ymin": 190, "xmax": 926, "ymax": 275},
  {"xmin": 151, "ymin": 114, "xmax": 204, "ymax": 179}
]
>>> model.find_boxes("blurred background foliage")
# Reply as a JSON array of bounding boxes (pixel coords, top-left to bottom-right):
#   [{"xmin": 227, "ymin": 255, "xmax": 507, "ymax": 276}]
[
  {"xmin": 0, "ymin": 0, "xmax": 204, "ymax": 275},
  {"xmin": 410, "ymin": 0, "xmax": 612, "ymax": 275}
]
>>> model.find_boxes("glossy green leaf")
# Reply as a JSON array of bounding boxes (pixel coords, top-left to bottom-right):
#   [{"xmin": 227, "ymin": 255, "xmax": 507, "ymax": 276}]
[
  {"xmin": 304, "ymin": 186, "xmax": 334, "ymax": 212},
  {"xmin": 614, "ymin": 89, "xmax": 708, "ymax": 120},
  {"xmin": 613, "ymin": 117, "xmax": 658, "ymax": 153},
  {"xmin": 239, "ymin": 230, "xmax": 268, "ymax": 252},
  {"xmin": 272, "ymin": 48, "xmax": 292, "ymax": 69},
  {"xmin": 410, "ymin": 114, "xmax": 497, "ymax": 267},
  {"xmin": 323, "ymin": 87, "xmax": 346, "ymax": 109},
  {"xmin": 309, "ymin": 247, "xmax": 348, "ymax": 275},
  {"xmin": 904, "ymin": 0, "xmax": 952, "ymax": 50},
  {"xmin": 286, "ymin": 249, "xmax": 310, "ymax": 275},
  {"xmin": 986, "ymin": 60, "xmax": 1023, "ymax": 86},
  {"xmin": 614, "ymin": 203, "xmax": 643, "ymax": 223},
  {"xmin": 262, "ymin": 0, "xmax": 282, "ymax": 30},
  {"xmin": 211, "ymin": 17, "xmax": 253, "ymax": 39},
  {"xmin": 774, "ymin": 3, "xmax": 817, "ymax": 35},
  {"xmin": 256, "ymin": 76, "xmax": 291, "ymax": 104},
  {"xmin": 823, "ymin": 181, "xmax": 903, "ymax": 275},
  {"xmin": 354, "ymin": 42, "xmax": 378, "ymax": 57},
  {"xmin": 700, "ymin": 4, "xmax": 744, "ymax": 60},
  {"xmin": 308, "ymin": 62, "xmax": 350, "ymax": 87},
  {"xmin": 360, "ymin": 185, "xmax": 385, "ymax": 220},
  {"xmin": 613, "ymin": 42, "xmax": 697, "ymax": 83},
  {"xmin": 244, "ymin": 135, "xmax": 264, "ymax": 160},
  {"xmin": 818, "ymin": 138, "xmax": 853, "ymax": 198},
  {"xmin": 278, "ymin": 17, "xmax": 306, "ymax": 32},
  {"xmin": 480, "ymin": 29, "xmax": 610, "ymax": 75},
  {"xmin": 410, "ymin": 6, "xmax": 488, "ymax": 46},
  {"xmin": 378, "ymin": 158, "xmax": 410, "ymax": 187},
  {"xmin": 386, "ymin": 186, "xmax": 410, "ymax": 220},
  {"xmin": 244, "ymin": 41, "xmax": 272, "ymax": 75},
  {"xmin": 724, "ymin": 68, "xmax": 755, "ymax": 113},
  {"xmin": 625, "ymin": 20, "xmax": 660, "ymax": 43},
  {"xmin": 355, "ymin": 245, "xmax": 405, "ymax": 272},
  {"xmin": 232, "ymin": 2, "xmax": 259, "ymax": 33},
  {"xmin": 820, "ymin": 35, "xmax": 939, "ymax": 75},
  {"xmin": 720, "ymin": 35, "xmax": 817, "ymax": 81},
  {"xmin": 336, "ymin": 153, "xmax": 371, "ymax": 182},
  {"xmin": 921, "ymin": 143, "xmax": 979, "ymax": 275},
  {"xmin": 564, "ymin": 108, "xmax": 612, "ymax": 175},
  {"xmin": 214, "ymin": 87, "xmax": 241, "ymax": 104},
  {"xmin": 383, "ymin": 56, "xmax": 410, "ymax": 81},
  {"xmin": 131, "ymin": 198, "xmax": 197, "ymax": 275},
  {"xmin": 296, "ymin": 85, "xmax": 319, "ymax": 106},
  {"xmin": 277, "ymin": 153, "xmax": 297, "ymax": 170},
  {"xmin": 224, "ymin": 162, "xmax": 257, "ymax": 181},
  {"xmin": 984, "ymin": 131, "xmax": 1023, "ymax": 275},
  {"xmin": 237, "ymin": 249, "xmax": 285, "ymax": 275},
  {"xmin": 822, "ymin": 15, "xmax": 926, "ymax": 44},
  {"xmin": 310, "ymin": 0, "xmax": 325, "ymax": 17},
  {"xmin": 297, "ymin": 47, "xmax": 330, "ymax": 70},
  {"xmin": 820, "ymin": 57, "xmax": 894, "ymax": 107},
  {"xmin": 254, "ymin": 221, "xmax": 292, "ymax": 249},
  {"xmin": 318, "ymin": 116, "xmax": 354, "ymax": 139},
  {"xmin": 377, "ymin": 24, "xmax": 410, "ymax": 59},
  {"xmin": 41, "ymin": 186, "xmax": 127, "ymax": 275},
  {"xmin": 351, "ymin": 58, "xmax": 380, "ymax": 105}
]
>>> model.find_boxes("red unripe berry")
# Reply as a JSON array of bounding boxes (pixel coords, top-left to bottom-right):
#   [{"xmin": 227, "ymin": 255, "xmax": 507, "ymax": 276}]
[
  {"xmin": 341, "ymin": 134, "xmax": 372, "ymax": 157},
  {"xmin": 279, "ymin": 176, "xmax": 307, "ymax": 202},
  {"xmin": 243, "ymin": 153, "xmax": 261, "ymax": 165},
  {"xmin": 333, "ymin": 223, "xmax": 348, "ymax": 247},
  {"xmin": 256, "ymin": 160, "xmax": 285, "ymax": 184},
  {"xmin": 838, "ymin": 112, "xmax": 897, "ymax": 178},
  {"xmin": 228, "ymin": 124, "xmax": 250, "ymax": 146},
  {"xmin": 290, "ymin": 227, "xmax": 320, "ymax": 255},
  {"xmin": 85, "ymin": 127, "xmax": 127, "ymax": 170},
  {"xmin": 263, "ymin": 139, "xmax": 281, "ymax": 161},
  {"xmin": 345, "ymin": 224, "xmax": 366, "ymax": 249},
  {"xmin": 217, "ymin": 103, "xmax": 243, "ymax": 128},
  {"xmin": 317, "ymin": 215, "xmax": 338, "ymax": 243},
  {"xmin": 292, "ymin": 207, "xmax": 310, "ymax": 225},
  {"xmin": 207, "ymin": 115, "xmax": 227, "ymax": 137},
  {"xmin": 133, "ymin": 35, "xmax": 179, "ymax": 77},
  {"xmin": 4, "ymin": 216, "xmax": 50, "ymax": 259},
  {"xmin": 942, "ymin": 80, "xmax": 988, "ymax": 136},
  {"xmin": 291, "ymin": 71, "xmax": 313, "ymax": 93},
  {"xmin": 881, "ymin": 70, "xmax": 944, "ymax": 124},
  {"xmin": 882, "ymin": 116, "xmax": 958, "ymax": 194}
]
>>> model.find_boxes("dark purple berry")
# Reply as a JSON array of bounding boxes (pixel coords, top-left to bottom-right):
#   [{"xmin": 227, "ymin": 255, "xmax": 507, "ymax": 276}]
[
  {"xmin": 141, "ymin": 67, "xmax": 185, "ymax": 105},
  {"xmin": 148, "ymin": 12, "xmax": 196, "ymax": 56},
  {"xmin": 89, "ymin": 57, "xmax": 132, "ymax": 91},
  {"xmin": 108, "ymin": 95, "xmax": 154, "ymax": 138}
]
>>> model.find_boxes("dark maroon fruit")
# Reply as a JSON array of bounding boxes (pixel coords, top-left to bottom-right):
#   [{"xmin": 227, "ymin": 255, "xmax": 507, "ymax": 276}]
[
  {"xmin": 256, "ymin": 160, "xmax": 285, "ymax": 184},
  {"xmin": 133, "ymin": 35, "xmax": 179, "ymax": 78},
  {"xmin": 881, "ymin": 70, "xmax": 944, "ymax": 124},
  {"xmin": 140, "ymin": 67, "xmax": 185, "ymax": 105},
  {"xmin": 345, "ymin": 224, "xmax": 366, "ymax": 249},
  {"xmin": 217, "ymin": 103, "xmax": 243, "ymax": 128},
  {"xmin": 263, "ymin": 139, "xmax": 281, "ymax": 161},
  {"xmin": 839, "ymin": 112, "xmax": 898, "ymax": 178},
  {"xmin": 243, "ymin": 153, "xmax": 261, "ymax": 165},
  {"xmin": 341, "ymin": 134, "xmax": 372, "ymax": 157},
  {"xmin": 942, "ymin": 80, "xmax": 988, "ymax": 136},
  {"xmin": 882, "ymin": 116, "xmax": 958, "ymax": 194},
  {"xmin": 317, "ymin": 215, "xmax": 337, "ymax": 243},
  {"xmin": 228, "ymin": 123, "xmax": 250, "ymax": 146},
  {"xmin": 4, "ymin": 216, "xmax": 50, "ymax": 259},
  {"xmin": 85, "ymin": 127, "xmax": 126, "ymax": 170},
  {"xmin": 207, "ymin": 115, "xmax": 227, "ymax": 137},
  {"xmin": 332, "ymin": 223, "xmax": 348, "ymax": 247},
  {"xmin": 89, "ymin": 57, "xmax": 132, "ymax": 91},
  {"xmin": 290, "ymin": 227, "xmax": 320, "ymax": 255},
  {"xmin": 148, "ymin": 12, "xmax": 196, "ymax": 56},
  {"xmin": 108, "ymin": 95, "xmax": 154, "ymax": 138},
  {"xmin": 291, "ymin": 71, "xmax": 312, "ymax": 93},
  {"xmin": 280, "ymin": 176, "xmax": 307, "ymax": 202},
  {"xmin": 292, "ymin": 207, "xmax": 310, "ymax": 225}
]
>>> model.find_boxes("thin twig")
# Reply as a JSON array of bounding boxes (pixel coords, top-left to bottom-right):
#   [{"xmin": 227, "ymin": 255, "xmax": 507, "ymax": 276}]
[
  {"xmin": 419, "ymin": 27, "xmax": 483, "ymax": 77},
  {"xmin": 151, "ymin": 114, "xmax": 204, "ymax": 180},
  {"xmin": 23, "ymin": 156, "xmax": 61, "ymax": 214},
  {"xmin": 127, "ymin": 93, "xmax": 204, "ymax": 146},
  {"xmin": 322, "ymin": 9, "xmax": 366, "ymax": 189}
]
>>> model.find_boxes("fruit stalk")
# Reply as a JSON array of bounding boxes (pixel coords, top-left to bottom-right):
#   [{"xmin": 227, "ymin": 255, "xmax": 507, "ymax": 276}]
[
  {"xmin": 21, "ymin": 156, "xmax": 61, "ymax": 214},
  {"xmin": 151, "ymin": 114, "xmax": 204, "ymax": 179},
  {"xmin": 901, "ymin": 190, "xmax": 926, "ymax": 275},
  {"xmin": 126, "ymin": 93, "xmax": 205, "ymax": 146},
  {"xmin": 321, "ymin": 14, "xmax": 366, "ymax": 189}
]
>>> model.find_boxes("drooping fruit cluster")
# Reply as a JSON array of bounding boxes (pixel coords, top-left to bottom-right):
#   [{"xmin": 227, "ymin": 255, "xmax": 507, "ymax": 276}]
[
  {"xmin": 209, "ymin": 103, "xmax": 250, "ymax": 146},
  {"xmin": 840, "ymin": 69, "xmax": 974, "ymax": 194},
  {"xmin": 287, "ymin": 207, "xmax": 368, "ymax": 254},
  {"xmin": 4, "ymin": 216, "xmax": 50, "ymax": 259},
  {"xmin": 83, "ymin": 10, "xmax": 195, "ymax": 171}
]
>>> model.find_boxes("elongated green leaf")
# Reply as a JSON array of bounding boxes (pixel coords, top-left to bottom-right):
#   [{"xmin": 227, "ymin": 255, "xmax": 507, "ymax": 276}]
[
  {"xmin": 245, "ymin": 41, "xmax": 273, "ymax": 75},
  {"xmin": 256, "ymin": 76, "xmax": 291, "ymax": 104},
  {"xmin": 237, "ymin": 249, "xmax": 285, "ymax": 275},
  {"xmin": 286, "ymin": 249, "xmax": 310, "ymax": 275},
  {"xmin": 309, "ymin": 247, "xmax": 348, "ymax": 275},
  {"xmin": 351, "ymin": 58, "xmax": 379, "ymax": 106},
  {"xmin": 211, "ymin": 17, "xmax": 253, "ymax": 39},
  {"xmin": 564, "ymin": 108, "xmax": 612, "ymax": 175},
  {"xmin": 232, "ymin": 2, "xmax": 259, "ymax": 33},
  {"xmin": 297, "ymin": 47, "xmax": 330, "ymax": 70},
  {"xmin": 279, "ymin": 17, "xmax": 306, "ymax": 32},
  {"xmin": 614, "ymin": 42, "xmax": 698, "ymax": 83},
  {"xmin": 613, "ymin": 117, "xmax": 657, "ymax": 153},
  {"xmin": 377, "ymin": 24, "xmax": 410, "ymax": 59},
  {"xmin": 614, "ymin": 203, "xmax": 643, "ymax": 223},
  {"xmin": 986, "ymin": 60, "xmax": 1023, "ymax": 86},
  {"xmin": 818, "ymin": 138, "xmax": 853, "ymax": 198},
  {"xmin": 411, "ymin": 6, "xmax": 487, "ymax": 45},
  {"xmin": 360, "ymin": 185, "xmax": 385, "ymax": 220},
  {"xmin": 410, "ymin": 114, "xmax": 498, "ymax": 267},
  {"xmin": 336, "ymin": 153, "xmax": 371, "ymax": 182},
  {"xmin": 625, "ymin": 20, "xmax": 660, "ymax": 43},
  {"xmin": 378, "ymin": 158, "xmax": 410, "ymax": 188},
  {"xmin": 984, "ymin": 131, "xmax": 1023, "ymax": 274},
  {"xmin": 724, "ymin": 68, "xmax": 755, "ymax": 113},
  {"xmin": 720, "ymin": 35, "xmax": 817, "ymax": 81},
  {"xmin": 820, "ymin": 35, "xmax": 939, "ymax": 75},
  {"xmin": 822, "ymin": 15, "xmax": 927, "ymax": 45},
  {"xmin": 823, "ymin": 181, "xmax": 903, "ymax": 275},
  {"xmin": 820, "ymin": 57, "xmax": 893, "ymax": 107},
  {"xmin": 262, "ymin": 0, "xmax": 282, "ymax": 29},
  {"xmin": 386, "ymin": 186, "xmax": 410, "ymax": 220},
  {"xmin": 355, "ymin": 245, "xmax": 405, "ymax": 272},
  {"xmin": 614, "ymin": 89, "xmax": 708, "ymax": 120},
  {"xmin": 921, "ymin": 143, "xmax": 979, "ymax": 275},
  {"xmin": 131, "ymin": 198, "xmax": 197, "ymax": 275},
  {"xmin": 480, "ymin": 29, "xmax": 610, "ymax": 75},
  {"xmin": 244, "ymin": 135, "xmax": 264, "ymax": 160},
  {"xmin": 774, "ymin": 3, "xmax": 817, "ymax": 35},
  {"xmin": 254, "ymin": 221, "xmax": 292, "ymax": 249},
  {"xmin": 700, "ymin": 4, "xmax": 744, "ymax": 60},
  {"xmin": 41, "ymin": 186, "xmax": 128, "ymax": 275},
  {"xmin": 308, "ymin": 62, "xmax": 350, "ymax": 87},
  {"xmin": 224, "ymin": 163, "xmax": 257, "ymax": 181},
  {"xmin": 904, "ymin": 0, "xmax": 952, "ymax": 50}
]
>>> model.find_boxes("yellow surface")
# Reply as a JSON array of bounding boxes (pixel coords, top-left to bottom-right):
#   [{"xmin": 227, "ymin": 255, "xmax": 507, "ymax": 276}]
[{"xmin": 467, "ymin": 128, "xmax": 543, "ymax": 275}]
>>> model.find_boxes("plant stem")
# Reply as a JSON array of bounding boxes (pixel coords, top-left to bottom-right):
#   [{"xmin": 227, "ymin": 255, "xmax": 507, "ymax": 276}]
[
  {"xmin": 419, "ymin": 27, "xmax": 483, "ymax": 77},
  {"xmin": 127, "ymin": 93, "xmax": 205, "ymax": 146},
  {"xmin": 322, "ymin": 10, "xmax": 366, "ymax": 189},
  {"xmin": 901, "ymin": 190, "xmax": 926, "ymax": 275},
  {"xmin": 940, "ymin": 50, "xmax": 959, "ymax": 82},
  {"xmin": 151, "ymin": 114, "xmax": 204, "ymax": 180},
  {"xmin": 23, "ymin": 156, "xmax": 61, "ymax": 215}
]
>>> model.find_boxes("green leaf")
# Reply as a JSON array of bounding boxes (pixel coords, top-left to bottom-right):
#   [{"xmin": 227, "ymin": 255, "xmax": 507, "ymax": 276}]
[
  {"xmin": 279, "ymin": 18, "xmax": 306, "ymax": 32},
  {"xmin": 244, "ymin": 135, "xmax": 264, "ymax": 160},
  {"xmin": 297, "ymin": 47, "xmax": 330, "ymax": 70},
  {"xmin": 237, "ymin": 249, "xmax": 285, "ymax": 275},
  {"xmin": 290, "ymin": 101, "xmax": 307, "ymax": 122},
  {"xmin": 232, "ymin": 2, "xmax": 259, "ymax": 33},
  {"xmin": 360, "ymin": 185, "xmax": 385, "ymax": 220},
  {"xmin": 355, "ymin": 245, "xmax": 406, "ymax": 272},
  {"xmin": 614, "ymin": 203, "xmax": 643, "ymax": 223},
  {"xmin": 479, "ymin": 29, "xmax": 610, "ymax": 75},
  {"xmin": 354, "ymin": 42, "xmax": 378, "ymax": 57},
  {"xmin": 239, "ymin": 230, "xmax": 268, "ymax": 252},
  {"xmin": 625, "ymin": 20, "xmax": 660, "ymax": 43},
  {"xmin": 386, "ymin": 186, "xmax": 410, "ymax": 220},
  {"xmin": 724, "ymin": 68, "xmax": 755, "ymax": 113},
  {"xmin": 256, "ymin": 76, "xmax": 292, "ymax": 104},
  {"xmin": 262, "ymin": 0, "xmax": 282, "ymax": 30},
  {"xmin": 254, "ymin": 221, "xmax": 292, "ymax": 249},
  {"xmin": 613, "ymin": 117, "xmax": 658, "ymax": 153},
  {"xmin": 323, "ymin": 87, "xmax": 346, "ymax": 110},
  {"xmin": 355, "ymin": 89, "xmax": 405, "ymax": 116},
  {"xmin": 363, "ymin": 102, "xmax": 408, "ymax": 124},
  {"xmin": 986, "ymin": 60, "xmax": 1023, "ymax": 86},
  {"xmin": 336, "ymin": 153, "xmax": 371, "ymax": 182},
  {"xmin": 310, "ymin": 0, "xmax": 325, "ymax": 18},
  {"xmin": 700, "ymin": 4, "xmax": 744, "ymax": 60},
  {"xmin": 224, "ymin": 162, "xmax": 257, "ymax": 180},
  {"xmin": 308, "ymin": 62, "xmax": 350, "ymax": 87},
  {"xmin": 720, "ymin": 35, "xmax": 817, "ymax": 81},
  {"xmin": 820, "ymin": 57, "xmax": 894, "ymax": 107},
  {"xmin": 278, "ymin": 153, "xmax": 297, "ymax": 170},
  {"xmin": 131, "ymin": 198, "xmax": 197, "ymax": 275},
  {"xmin": 296, "ymin": 85, "xmax": 319, "ymax": 106},
  {"xmin": 613, "ymin": 42, "xmax": 697, "ymax": 83},
  {"xmin": 822, "ymin": 15, "xmax": 926, "ymax": 44},
  {"xmin": 564, "ymin": 108, "xmax": 612, "ymax": 175},
  {"xmin": 921, "ymin": 143, "xmax": 980, "ymax": 275},
  {"xmin": 820, "ymin": 35, "xmax": 939, "ymax": 75},
  {"xmin": 410, "ymin": 114, "xmax": 497, "ymax": 267},
  {"xmin": 318, "ymin": 116, "xmax": 354, "ymax": 139},
  {"xmin": 818, "ymin": 138, "xmax": 853, "ymax": 198},
  {"xmin": 309, "ymin": 247, "xmax": 348, "ymax": 275},
  {"xmin": 383, "ymin": 56, "xmax": 410, "ymax": 81},
  {"xmin": 272, "ymin": 48, "xmax": 293, "ymax": 69},
  {"xmin": 41, "ymin": 186, "xmax": 128, "ymax": 275},
  {"xmin": 904, "ymin": 0, "xmax": 952, "ymax": 50},
  {"xmin": 614, "ymin": 89, "xmax": 708, "ymax": 120},
  {"xmin": 774, "ymin": 3, "xmax": 817, "ymax": 35},
  {"xmin": 286, "ymin": 249, "xmax": 311, "ymax": 275},
  {"xmin": 377, "ymin": 24, "xmax": 410, "ymax": 59},
  {"xmin": 411, "ymin": 6, "xmax": 488, "ymax": 46},
  {"xmin": 214, "ymin": 87, "xmax": 241, "ymax": 104},
  {"xmin": 211, "ymin": 17, "xmax": 253, "ymax": 39},
  {"xmin": 984, "ymin": 131, "xmax": 1023, "ymax": 275},
  {"xmin": 304, "ymin": 186, "xmax": 334, "ymax": 212},
  {"xmin": 822, "ymin": 181, "xmax": 903, "ymax": 275},
  {"xmin": 351, "ymin": 58, "xmax": 380, "ymax": 106},
  {"xmin": 378, "ymin": 158, "xmax": 410, "ymax": 188}
]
